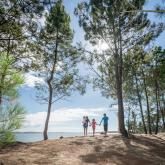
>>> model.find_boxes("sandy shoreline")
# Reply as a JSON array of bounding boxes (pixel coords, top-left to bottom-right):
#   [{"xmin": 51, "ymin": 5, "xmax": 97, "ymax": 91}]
[{"xmin": 0, "ymin": 133, "xmax": 165, "ymax": 165}]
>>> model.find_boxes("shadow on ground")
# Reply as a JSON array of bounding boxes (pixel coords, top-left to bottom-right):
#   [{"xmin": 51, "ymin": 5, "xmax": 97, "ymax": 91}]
[{"xmin": 79, "ymin": 135, "xmax": 165, "ymax": 165}]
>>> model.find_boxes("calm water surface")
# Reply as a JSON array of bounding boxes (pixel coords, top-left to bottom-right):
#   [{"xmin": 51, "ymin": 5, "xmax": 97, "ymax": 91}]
[{"xmin": 14, "ymin": 132, "xmax": 84, "ymax": 142}]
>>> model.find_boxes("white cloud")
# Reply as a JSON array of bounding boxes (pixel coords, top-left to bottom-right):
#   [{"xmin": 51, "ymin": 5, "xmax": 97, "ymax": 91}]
[
  {"xmin": 17, "ymin": 107, "xmax": 118, "ymax": 132},
  {"xmin": 24, "ymin": 73, "xmax": 45, "ymax": 87},
  {"xmin": 23, "ymin": 61, "xmax": 64, "ymax": 88}
]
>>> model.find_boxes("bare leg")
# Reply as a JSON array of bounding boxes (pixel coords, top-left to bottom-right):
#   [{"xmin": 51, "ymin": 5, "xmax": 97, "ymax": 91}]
[
  {"xmin": 93, "ymin": 128, "xmax": 95, "ymax": 136},
  {"xmin": 84, "ymin": 127, "xmax": 85, "ymax": 136},
  {"xmin": 104, "ymin": 125, "xmax": 108, "ymax": 136},
  {"xmin": 85, "ymin": 128, "xmax": 87, "ymax": 136}
]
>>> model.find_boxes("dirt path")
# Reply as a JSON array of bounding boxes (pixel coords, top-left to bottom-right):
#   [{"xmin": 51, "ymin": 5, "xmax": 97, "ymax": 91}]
[{"xmin": 0, "ymin": 134, "xmax": 165, "ymax": 165}]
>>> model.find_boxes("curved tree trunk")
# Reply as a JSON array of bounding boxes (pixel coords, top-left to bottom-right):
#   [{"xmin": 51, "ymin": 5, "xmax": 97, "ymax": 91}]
[
  {"xmin": 43, "ymin": 31, "xmax": 58, "ymax": 140},
  {"xmin": 43, "ymin": 60, "xmax": 57, "ymax": 140},
  {"xmin": 43, "ymin": 82, "xmax": 53, "ymax": 140}
]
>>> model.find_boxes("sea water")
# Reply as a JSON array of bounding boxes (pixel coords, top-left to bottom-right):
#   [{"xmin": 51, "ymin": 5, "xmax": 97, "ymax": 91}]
[{"xmin": 14, "ymin": 132, "xmax": 84, "ymax": 143}]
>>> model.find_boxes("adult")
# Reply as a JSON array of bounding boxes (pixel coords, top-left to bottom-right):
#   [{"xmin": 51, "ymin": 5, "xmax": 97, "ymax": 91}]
[
  {"xmin": 82, "ymin": 116, "xmax": 90, "ymax": 136},
  {"xmin": 100, "ymin": 113, "xmax": 109, "ymax": 136},
  {"xmin": 85, "ymin": 116, "xmax": 90, "ymax": 136},
  {"xmin": 82, "ymin": 116, "xmax": 87, "ymax": 136}
]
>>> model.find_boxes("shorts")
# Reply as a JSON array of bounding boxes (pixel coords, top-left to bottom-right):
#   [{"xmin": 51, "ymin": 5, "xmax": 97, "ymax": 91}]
[
  {"xmin": 83, "ymin": 123, "xmax": 88, "ymax": 128},
  {"xmin": 104, "ymin": 124, "xmax": 108, "ymax": 132}
]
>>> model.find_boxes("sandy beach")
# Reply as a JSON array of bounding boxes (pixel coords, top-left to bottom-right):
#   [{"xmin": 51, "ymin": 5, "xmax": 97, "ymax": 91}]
[{"xmin": 0, "ymin": 133, "xmax": 165, "ymax": 165}]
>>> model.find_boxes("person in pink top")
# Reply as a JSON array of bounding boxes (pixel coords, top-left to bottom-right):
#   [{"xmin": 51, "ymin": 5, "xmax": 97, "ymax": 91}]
[{"xmin": 90, "ymin": 119, "xmax": 98, "ymax": 137}]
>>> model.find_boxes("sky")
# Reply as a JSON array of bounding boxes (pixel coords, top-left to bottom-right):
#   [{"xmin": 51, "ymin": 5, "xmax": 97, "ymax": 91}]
[{"xmin": 17, "ymin": 0, "xmax": 165, "ymax": 133}]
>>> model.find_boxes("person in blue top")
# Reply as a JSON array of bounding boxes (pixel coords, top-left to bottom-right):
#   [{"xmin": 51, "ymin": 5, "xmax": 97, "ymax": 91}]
[{"xmin": 100, "ymin": 113, "xmax": 109, "ymax": 136}]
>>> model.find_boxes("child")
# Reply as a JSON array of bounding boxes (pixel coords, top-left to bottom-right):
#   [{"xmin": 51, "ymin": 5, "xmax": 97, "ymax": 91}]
[{"xmin": 90, "ymin": 119, "xmax": 98, "ymax": 137}]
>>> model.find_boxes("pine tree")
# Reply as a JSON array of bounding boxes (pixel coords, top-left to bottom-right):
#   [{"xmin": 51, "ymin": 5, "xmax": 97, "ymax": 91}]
[
  {"xmin": 35, "ymin": 0, "xmax": 86, "ymax": 140},
  {"xmin": 75, "ymin": 0, "xmax": 164, "ymax": 136},
  {"xmin": 0, "ymin": 52, "xmax": 25, "ymax": 146}
]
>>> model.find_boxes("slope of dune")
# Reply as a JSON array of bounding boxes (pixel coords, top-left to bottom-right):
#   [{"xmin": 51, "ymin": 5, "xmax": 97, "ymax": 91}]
[{"xmin": 0, "ymin": 133, "xmax": 165, "ymax": 165}]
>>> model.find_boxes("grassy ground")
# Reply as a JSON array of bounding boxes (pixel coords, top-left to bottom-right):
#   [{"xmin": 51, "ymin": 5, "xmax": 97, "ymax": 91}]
[{"xmin": 0, "ymin": 133, "xmax": 165, "ymax": 165}]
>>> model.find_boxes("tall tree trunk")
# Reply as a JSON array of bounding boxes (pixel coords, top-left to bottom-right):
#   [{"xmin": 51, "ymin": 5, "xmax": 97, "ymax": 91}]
[
  {"xmin": 112, "ymin": 16, "xmax": 127, "ymax": 137},
  {"xmin": 43, "ymin": 81, "xmax": 53, "ymax": 140},
  {"xmin": 43, "ymin": 60, "xmax": 57, "ymax": 140},
  {"xmin": 43, "ymin": 61, "xmax": 57, "ymax": 140},
  {"xmin": 160, "ymin": 94, "xmax": 165, "ymax": 130},
  {"xmin": 127, "ymin": 107, "xmax": 131, "ymax": 134},
  {"xmin": 155, "ymin": 79, "xmax": 159, "ymax": 134},
  {"xmin": 43, "ymin": 31, "xmax": 58, "ymax": 140},
  {"xmin": 134, "ymin": 72, "xmax": 147, "ymax": 134},
  {"xmin": 141, "ymin": 69, "xmax": 152, "ymax": 134},
  {"xmin": 160, "ymin": 107, "xmax": 165, "ymax": 130},
  {"xmin": 117, "ymin": 78, "xmax": 127, "ymax": 136},
  {"xmin": 132, "ymin": 112, "xmax": 136, "ymax": 133}
]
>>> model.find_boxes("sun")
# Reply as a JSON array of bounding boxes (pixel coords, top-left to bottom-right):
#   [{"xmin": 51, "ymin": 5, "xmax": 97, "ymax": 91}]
[
  {"xmin": 99, "ymin": 41, "xmax": 109, "ymax": 50},
  {"xmin": 95, "ymin": 40, "xmax": 109, "ymax": 52}
]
